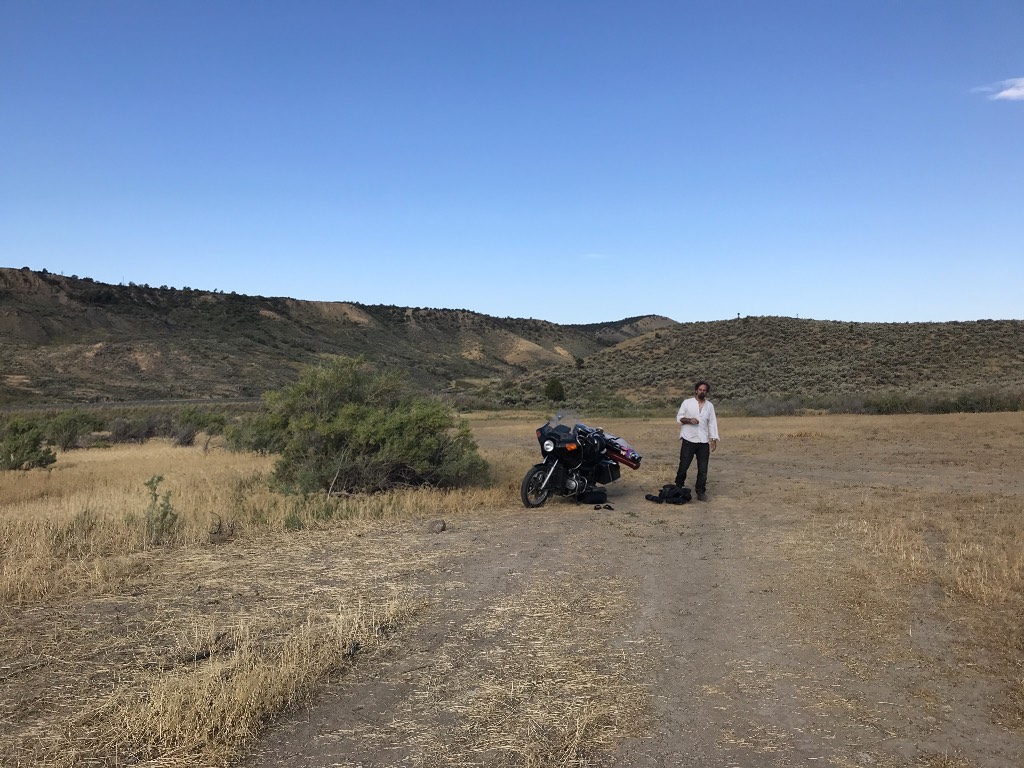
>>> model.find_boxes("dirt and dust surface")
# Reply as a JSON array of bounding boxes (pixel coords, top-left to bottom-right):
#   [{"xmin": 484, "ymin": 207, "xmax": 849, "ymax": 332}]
[{"xmin": 244, "ymin": 413, "xmax": 1024, "ymax": 768}]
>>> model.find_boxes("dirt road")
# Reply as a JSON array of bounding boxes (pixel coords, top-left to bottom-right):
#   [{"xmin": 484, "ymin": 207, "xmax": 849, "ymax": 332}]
[{"xmin": 245, "ymin": 414, "xmax": 1024, "ymax": 767}]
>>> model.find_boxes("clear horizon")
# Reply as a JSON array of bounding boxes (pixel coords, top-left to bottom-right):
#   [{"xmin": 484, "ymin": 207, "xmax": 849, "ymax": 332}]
[{"xmin": 2, "ymin": 2, "xmax": 1022, "ymax": 324}]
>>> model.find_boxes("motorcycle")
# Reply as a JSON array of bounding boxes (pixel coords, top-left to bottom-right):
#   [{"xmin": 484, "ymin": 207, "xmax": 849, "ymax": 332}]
[{"xmin": 520, "ymin": 416, "xmax": 642, "ymax": 508}]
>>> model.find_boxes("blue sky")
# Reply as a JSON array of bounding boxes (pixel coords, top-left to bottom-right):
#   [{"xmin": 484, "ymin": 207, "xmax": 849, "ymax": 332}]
[{"xmin": 2, "ymin": 1, "xmax": 1021, "ymax": 324}]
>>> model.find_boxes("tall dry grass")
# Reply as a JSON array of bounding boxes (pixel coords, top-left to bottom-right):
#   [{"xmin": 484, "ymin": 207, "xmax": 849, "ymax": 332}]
[
  {"xmin": 0, "ymin": 436, "xmax": 513, "ymax": 607},
  {"xmin": 1, "ymin": 440, "xmax": 271, "ymax": 606},
  {"xmin": 0, "ymin": 436, "xmax": 508, "ymax": 766}
]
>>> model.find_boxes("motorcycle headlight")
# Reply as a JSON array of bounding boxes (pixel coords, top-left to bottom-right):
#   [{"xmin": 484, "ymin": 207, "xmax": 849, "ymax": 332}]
[{"xmin": 542, "ymin": 439, "xmax": 555, "ymax": 453}]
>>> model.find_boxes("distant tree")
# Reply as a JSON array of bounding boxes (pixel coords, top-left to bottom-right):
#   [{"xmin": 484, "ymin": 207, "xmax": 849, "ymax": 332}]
[
  {"xmin": 544, "ymin": 377, "xmax": 566, "ymax": 402},
  {"xmin": 46, "ymin": 409, "xmax": 103, "ymax": 451}
]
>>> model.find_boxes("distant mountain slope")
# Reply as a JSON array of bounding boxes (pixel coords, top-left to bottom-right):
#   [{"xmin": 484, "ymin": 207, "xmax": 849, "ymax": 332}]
[
  {"xmin": 0, "ymin": 267, "xmax": 676, "ymax": 404},
  {"xmin": 519, "ymin": 315, "xmax": 1024, "ymax": 405},
  {"xmin": 3, "ymin": 268, "xmax": 1022, "ymax": 408}
]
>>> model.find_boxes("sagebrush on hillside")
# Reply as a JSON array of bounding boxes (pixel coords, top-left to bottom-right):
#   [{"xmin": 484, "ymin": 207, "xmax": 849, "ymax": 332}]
[{"xmin": 4, "ymin": 267, "xmax": 1022, "ymax": 412}]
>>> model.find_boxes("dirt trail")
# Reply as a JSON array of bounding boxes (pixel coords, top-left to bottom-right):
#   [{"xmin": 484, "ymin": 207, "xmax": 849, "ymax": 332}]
[
  {"xmin": 245, "ymin": 415, "xmax": 1024, "ymax": 767},
  {"xmin": 245, "ymin": 503, "xmax": 1021, "ymax": 767}
]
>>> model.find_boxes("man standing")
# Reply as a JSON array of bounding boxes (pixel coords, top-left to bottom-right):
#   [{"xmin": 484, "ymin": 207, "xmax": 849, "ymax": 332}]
[{"xmin": 675, "ymin": 381, "xmax": 719, "ymax": 501}]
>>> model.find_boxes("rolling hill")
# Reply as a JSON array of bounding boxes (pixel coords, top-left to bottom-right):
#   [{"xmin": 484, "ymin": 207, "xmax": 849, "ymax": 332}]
[
  {"xmin": 0, "ymin": 267, "xmax": 674, "ymax": 405},
  {"xmin": 519, "ymin": 315, "xmax": 1024, "ymax": 408},
  {"xmin": 2, "ymin": 267, "xmax": 1022, "ymax": 409}
]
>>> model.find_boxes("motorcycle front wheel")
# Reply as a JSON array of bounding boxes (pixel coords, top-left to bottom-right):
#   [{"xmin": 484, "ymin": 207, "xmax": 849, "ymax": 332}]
[{"xmin": 520, "ymin": 465, "xmax": 551, "ymax": 508}]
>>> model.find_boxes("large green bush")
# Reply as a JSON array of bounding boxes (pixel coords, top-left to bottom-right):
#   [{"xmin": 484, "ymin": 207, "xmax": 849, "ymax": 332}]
[{"xmin": 235, "ymin": 357, "xmax": 488, "ymax": 494}]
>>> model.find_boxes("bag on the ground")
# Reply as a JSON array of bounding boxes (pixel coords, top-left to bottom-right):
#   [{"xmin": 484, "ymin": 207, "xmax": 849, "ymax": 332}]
[
  {"xmin": 644, "ymin": 484, "xmax": 692, "ymax": 505},
  {"xmin": 577, "ymin": 488, "xmax": 608, "ymax": 504}
]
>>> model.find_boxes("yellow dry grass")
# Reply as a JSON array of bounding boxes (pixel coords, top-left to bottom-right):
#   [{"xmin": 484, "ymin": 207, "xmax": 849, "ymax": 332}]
[
  {"xmin": 0, "ymin": 437, "xmax": 511, "ymax": 766},
  {"xmin": 719, "ymin": 413, "xmax": 1024, "ymax": 733}
]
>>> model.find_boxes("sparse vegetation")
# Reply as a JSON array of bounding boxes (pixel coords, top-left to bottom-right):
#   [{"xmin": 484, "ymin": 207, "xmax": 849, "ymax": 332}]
[
  {"xmin": 4, "ymin": 269, "xmax": 1023, "ymax": 413},
  {"xmin": 1, "ymin": 267, "xmax": 664, "ymax": 406},
  {"xmin": 519, "ymin": 316, "xmax": 1024, "ymax": 413}
]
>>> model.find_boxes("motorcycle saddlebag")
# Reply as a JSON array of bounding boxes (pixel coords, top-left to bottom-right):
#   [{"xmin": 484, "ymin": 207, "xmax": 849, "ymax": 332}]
[{"xmin": 592, "ymin": 460, "xmax": 621, "ymax": 485}]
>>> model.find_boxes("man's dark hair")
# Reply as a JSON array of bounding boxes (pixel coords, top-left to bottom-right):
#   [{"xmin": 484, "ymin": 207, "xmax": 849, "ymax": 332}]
[{"xmin": 694, "ymin": 381, "xmax": 711, "ymax": 393}]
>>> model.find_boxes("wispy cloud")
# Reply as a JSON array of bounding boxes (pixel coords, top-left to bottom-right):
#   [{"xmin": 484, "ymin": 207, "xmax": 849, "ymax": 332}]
[{"xmin": 975, "ymin": 77, "xmax": 1024, "ymax": 101}]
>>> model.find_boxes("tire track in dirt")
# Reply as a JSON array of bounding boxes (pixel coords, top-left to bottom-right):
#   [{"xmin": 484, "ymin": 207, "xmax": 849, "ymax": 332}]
[{"xmin": 244, "ymin": 505, "xmax": 649, "ymax": 767}]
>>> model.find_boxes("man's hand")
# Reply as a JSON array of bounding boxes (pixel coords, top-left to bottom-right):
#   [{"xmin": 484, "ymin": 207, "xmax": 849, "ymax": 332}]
[{"xmin": 710, "ymin": 439, "xmax": 718, "ymax": 452}]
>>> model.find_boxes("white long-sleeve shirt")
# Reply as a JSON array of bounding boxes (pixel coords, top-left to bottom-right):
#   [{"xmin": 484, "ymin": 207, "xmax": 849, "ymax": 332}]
[{"xmin": 676, "ymin": 397, "xmax": 719, "ymax": 443}]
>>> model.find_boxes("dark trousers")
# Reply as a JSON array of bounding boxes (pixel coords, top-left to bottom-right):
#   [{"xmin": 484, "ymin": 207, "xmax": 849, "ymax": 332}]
[{"xmin": 675, "ymin": 439, "xmax": 710, "ymax": 493}]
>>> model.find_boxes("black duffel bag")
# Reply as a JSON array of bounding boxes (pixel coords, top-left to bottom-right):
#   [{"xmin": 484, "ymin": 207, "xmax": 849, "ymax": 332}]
[{"xmin": 644, "ymin": 484, "xmax": 692, "ymax": 505}]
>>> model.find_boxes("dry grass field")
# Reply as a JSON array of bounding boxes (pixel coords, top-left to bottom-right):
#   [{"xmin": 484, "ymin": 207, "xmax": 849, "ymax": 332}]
[{"xmin": 1, "ymin": 411, "xmax": 1022, "ymax": 767}]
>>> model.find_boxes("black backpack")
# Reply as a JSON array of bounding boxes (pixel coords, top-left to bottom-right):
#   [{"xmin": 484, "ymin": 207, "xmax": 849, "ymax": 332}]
[
  {"xmin": 645, "ymin": 484, "xmax": 692, "ymax": 505},
  {"xmin": 577, "ymin": 488, "xmax": 608, "ymax": 504}
]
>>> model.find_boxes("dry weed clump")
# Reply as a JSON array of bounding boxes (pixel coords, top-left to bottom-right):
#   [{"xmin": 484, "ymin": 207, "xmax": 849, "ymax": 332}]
[
  {"xmin": 941, "ymin": 494, "xmax": 1024, "ymax": 606},
  {"xmin": 456, "ymin": 605, "xmax": 646, "ymax": 763},
  {"xmin": 78, "ymin": 599, "xmax": 417, "ymax": 766},
  {"xmin": 1, "ymin": 522, "xmax": 437, "ymax": 766},
  {"xmin": 812, "ymin": 489, "xmax": 1024, "ymax": 616}
]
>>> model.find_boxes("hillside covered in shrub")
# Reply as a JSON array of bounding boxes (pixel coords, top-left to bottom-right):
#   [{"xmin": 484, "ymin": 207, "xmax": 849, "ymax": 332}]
[
  {"xmin": 0, "ymin": 267, "xmax": 672, "ymax": 405},
  {"xmin": 516, "ymin": 315, "xmax": 1024, "ymax": 413},
  {"xmin": 3, "ymin": 267, "xmax": 1022, "ymax": 412}
]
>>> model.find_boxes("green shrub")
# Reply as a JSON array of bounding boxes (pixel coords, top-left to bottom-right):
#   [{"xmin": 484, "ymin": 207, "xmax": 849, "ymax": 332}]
[
  {"xmin": 108, "ymin": 414, "xmax": 164, "ymax": 443},
  {"xmin": 224, "ymin": 411, "xmax": 289, "ymax": 454},
  {"xmin": 1, "ymin": 418, "xmax": 57, "ymax": 470},
  {"xmin": 47, "ymin": 409, "xmax": 104, "ymax": 451},
  {"xmin": 250, "ymin": 356, "xmax": 488, "ymax": 494},
  {"xmin": 171, "ymin": 405, "xmax": 228, "ymax": 446},
  {"xmin": 171, "ymin": 423, "xmax": 198, "ymax": 447},
  {"xmin": 144, "ymin": 475, "xmax": 179, "ymax": 545}
]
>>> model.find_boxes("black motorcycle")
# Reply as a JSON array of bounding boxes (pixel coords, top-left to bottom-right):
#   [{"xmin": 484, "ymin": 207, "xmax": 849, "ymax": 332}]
[{"xmin": 520, "ymin": 417, "xmax": 642, "ymax": 508}]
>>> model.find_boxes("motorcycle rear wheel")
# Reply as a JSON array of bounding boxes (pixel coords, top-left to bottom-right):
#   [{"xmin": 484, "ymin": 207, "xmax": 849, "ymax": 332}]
[{"xmin": 520, "ymin": 465, "xmax": 551, "ymax": 508}]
